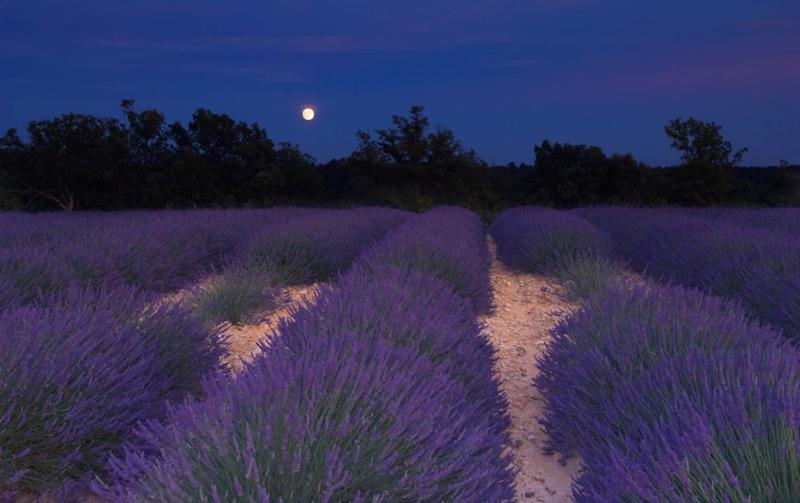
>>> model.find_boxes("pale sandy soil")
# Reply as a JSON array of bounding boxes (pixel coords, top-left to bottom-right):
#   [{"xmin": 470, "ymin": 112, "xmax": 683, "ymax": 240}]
[
  {"xmin": 480, "ymin": 240, "xmax": 583, "ymax": 502},
  {"xmin": 223, "ymin": 283, "xmax": 322, "ymax": 372},
  {"xmin": 158, "ymin": 277, "xmax": 323, "ymax": 372}
]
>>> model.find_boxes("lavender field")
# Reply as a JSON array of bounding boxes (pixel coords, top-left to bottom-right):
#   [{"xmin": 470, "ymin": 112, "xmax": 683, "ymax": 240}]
[{"xmin": 2, "ymin": 206, "xmax": 799, "ymax": 502}]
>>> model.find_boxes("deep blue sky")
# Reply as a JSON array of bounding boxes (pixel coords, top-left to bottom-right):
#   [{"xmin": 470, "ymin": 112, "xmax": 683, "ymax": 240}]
[{"xmin": 1, "ymin": 0, "xmax": 798, "ymax": 165}]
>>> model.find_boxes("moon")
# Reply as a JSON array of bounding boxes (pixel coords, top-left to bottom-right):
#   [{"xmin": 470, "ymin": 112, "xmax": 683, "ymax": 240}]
[{"xmin": 302, "ymin": 107, "xmax": 315, "ymax": 121}]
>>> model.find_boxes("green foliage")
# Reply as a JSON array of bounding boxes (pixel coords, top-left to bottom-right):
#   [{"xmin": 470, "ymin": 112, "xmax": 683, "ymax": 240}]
[
  {"xmin": 664, "ymin": 117, "xmax": 748, "ymax": 205},
  {"xmin": 353, "ymin": 105, "xmax": 482, "ymax": 166},
  {"xmin": 243, "ymin": 232, "xmax": 331, "ymax": 285},
  {"xmin": 555, "ymin": 255, "xmax": 625, "ymax": 300},
  {"xmin": 186, "ymin": 269, "xmax": 282, "ymax": 326},
  {"xmin": 531, "ymin": 141, "xmax": 653, "ymax": 208}
]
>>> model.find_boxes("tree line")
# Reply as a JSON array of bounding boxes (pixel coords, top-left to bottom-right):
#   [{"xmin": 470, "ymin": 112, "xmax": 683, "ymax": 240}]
[{"xmin": 1, "ymin": 101, "xmax": 798, "ymax": 216}]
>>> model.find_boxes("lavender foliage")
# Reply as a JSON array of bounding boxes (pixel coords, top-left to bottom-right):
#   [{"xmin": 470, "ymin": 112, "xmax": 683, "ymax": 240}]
[
  {"xmin": 0, "ymin": 209, "xmax": 291, "ymax": 303},
  {"xmin": 490, "ymin": 207, "xmax": 613, "ymax": 275},
  {"xmin": 281, "ymin": 264, "xmax": 508, "ymax": 422},
  {"xmin": 490, "ymin": 207, "xmax": 622, "ymax": 298},
  {"xmin": 98, "ymin": 207, "xmax": 513, "ymax": 502},
  {"xmin": 186, "ymin": 268, "xmax": 286, "ymax": 326},
  {"xmin": 235, "ymin": 207, "xmax": 408, "ymax": 285},
  {"xmin": 0, "ymin": 285, "xmax": 224, "ymax": 494},
  {"xmin": 576, "ymin": 346, "xmax": 800, "ymax": 502},
  {"xmin": 536, "ymin": 283, "xmax": 784, "ymax": 458},
  {"xmin": 355, "ymin": 206, "xmax": 492, "ymax": 313},
  {"xmin": 100, "ymin": 331, "xmax": 513, "ymax": 502},
  {"xmin": 535, "ymin": 280, "xmax": 800, "ymax": 501},
  {"xmin": 577, "ymin": 207, "xmax": 800, "ymax": 342}
]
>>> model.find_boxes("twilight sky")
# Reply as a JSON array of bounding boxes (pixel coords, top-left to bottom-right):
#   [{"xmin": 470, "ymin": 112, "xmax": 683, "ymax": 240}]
[{"xmin": 1, "ymin": 0, "xmax": 798, "ymax": 165}]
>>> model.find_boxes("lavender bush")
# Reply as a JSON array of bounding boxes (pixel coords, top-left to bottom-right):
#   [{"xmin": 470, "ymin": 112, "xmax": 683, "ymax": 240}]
[
  {"xmin": 490, "ymin": 207, "xmax": 622, "ymax": 298},
  {"xmin": 536, "ymin": 283, "xmax": 782, "ymax": 457},
  {"xmin": 535, "ymin": 280, "xmax": 800, "ymax": 501},
  {"xmin": 186, "ymin": 268, "xmax": 285, "ymax": 326},
  {"xmin": 0, "ymin": 285, "xmax": 226, "ymax": 496},
  {"xmin": 281, "ymin": 264, "xmax": 508, "ymax": 420},
  {"xmin": 577, "ymin": 207, "xmax": 800, "ymax": 342},
  {"xmin": 186, "ymin": 207, "xmax": 408, "ymax": 324},
  {"xmin": 0, "ymin": 245, "xmax": 75, "ymax": 308},
  {"xmin": 689, "ymin": 207, "xmax": 800, "ymax": 235},
  {"xmin": 0, "ymin": 209, "xmax": 292, "ymax": 304},
  {"xmin": 99, "ymin": 328, "xmax": 513, "ymax": 502},
  {"xmin": 576, "ymin": 346, "xmax": 800, "ymax": 502},
  {"xmin": 235, "ymin": 208, "xmax": 408, "ymax": 285},
  {"xmin": 355, "ymin": 207, "xmax": 492, "ymax": 313}
]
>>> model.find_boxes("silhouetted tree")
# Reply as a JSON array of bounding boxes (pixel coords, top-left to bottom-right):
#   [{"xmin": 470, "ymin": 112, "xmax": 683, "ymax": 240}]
[
  {"xmin": 530, "ymin": 141, "xmax": 651, "ymax": 207},
  {"xmin": 273, "ymin": 143, "xmax": 324, "ymax": 203},
  {"xmin": 0, "ymin": 129, "xmax": 22, "ymax": 209},
  {"xmin": 665, "ymin": 117, "xmax": 747, "ymax": 205},
  {"xmin": 0, "ymin": 101, "xmax": 795, "ymax": 213},
  {"xmin": 354, "ymin": 106, "xmax": 481, "ymax": 166},
  {"xmin": 120, "ymin": 100, "xmax": 174, "ymax": 207},
  {"xmin": 12, "ymin": 114, "xmax": 129, "ymax": 210}
]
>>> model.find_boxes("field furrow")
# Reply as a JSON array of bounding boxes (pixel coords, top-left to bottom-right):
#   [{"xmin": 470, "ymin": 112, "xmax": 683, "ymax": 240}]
[{"xmin": 482, "ymin": 239, "xmax": 581, "ymax": 503}]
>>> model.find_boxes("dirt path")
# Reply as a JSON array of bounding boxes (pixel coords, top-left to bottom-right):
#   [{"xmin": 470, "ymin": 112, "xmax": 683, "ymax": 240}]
[
  {"xmin": 223, "ymin": 283, "xmax": 322, "ymax": 372},
  {"xmin": 480, "ymin": 240, "xmax": 582, "ymax": 502}
]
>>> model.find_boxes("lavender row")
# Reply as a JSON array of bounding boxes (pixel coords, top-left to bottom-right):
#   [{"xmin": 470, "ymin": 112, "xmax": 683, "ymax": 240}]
[
  {"xmin": 0, "ymin": 207, "xmax": 407, "ymax": 312},
  {"xmin": 97, "ymin": 207, "xmax": 515, "ymax": 502},
  {"xmin": 489, "ymin": 206, "xmax": 800, "ymax": 499},
  {"xmin": 185, "ymin": 207, "xmax": 409, "ymax": 325},
  {"xmin": 489, "ymin": 207, "xmax": 622, "ymax": 299},
  {"xmin": 0, "ymin": 285, "xmax": 228, "ymax": 497},
  {"xmin": 687, "ymin": 207, "xmax": 800, "ymax": 235},
  {"xmin": 537, "ymin": 283, "xmax": 800, "ymax": 501},
  {"xmin": 490, "ymin": 207, "xmax": 612, "ymax": 273},
  {"xmin": 0, "ymin": 208, "xmax": 410, "ymax": 498},
  {"xmin": 0, "ymin": 209, "xmax": 283, "ymax": 309},
  {"xmin": 576, "ymin": 207, "xmax": 800, "ymax": 342}
]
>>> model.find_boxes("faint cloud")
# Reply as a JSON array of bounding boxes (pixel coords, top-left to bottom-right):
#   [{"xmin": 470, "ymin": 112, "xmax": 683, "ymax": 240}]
[
  {"xmin": 81, "ymin": 31, "xmax": 513, "ymax": 55},
  {"xmin": 743, "ymin": 18, "xmax": 797, "ymax": 31},
  {"xmin": 572, "ymin": 43, "xmax": 800, "ymax": 98},
  {"xmin": 180, "ymin": 62, "xmax": 304, "ymax": 83},
  {"xmin": 498, "ymin": 57, "xmax": 543, "ymax": 68}
]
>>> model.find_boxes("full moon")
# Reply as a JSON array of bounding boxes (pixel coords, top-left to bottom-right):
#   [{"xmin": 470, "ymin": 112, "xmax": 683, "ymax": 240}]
[{"xmin": 302, "ymin": 108, "xmax": 315, "ymax": 121}]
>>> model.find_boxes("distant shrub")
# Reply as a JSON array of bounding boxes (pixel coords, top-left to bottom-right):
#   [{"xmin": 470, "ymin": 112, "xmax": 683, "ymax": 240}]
[
  {"xmin": 0, "ymin": 286, "xmax": 226, "ymax": 495},
  {"xmin": 356, "ymin": 207, "xmax": 492, "ymax": 313},
  {"xmin": 98, "ymin": 330, "xmax": 514, "ymax": 502},
  {"xmin": 186, "ymin": 268, "xmax": 284, "ymax": 326}
]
